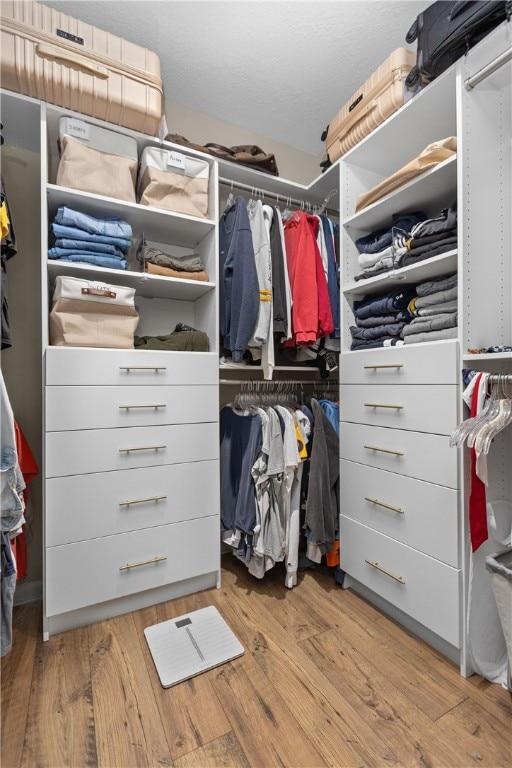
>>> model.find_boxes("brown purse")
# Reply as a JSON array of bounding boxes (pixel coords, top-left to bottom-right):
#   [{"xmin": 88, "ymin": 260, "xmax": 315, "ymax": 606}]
[{"xmin": 165, "ymin": 134, "xmax": 279, "ymax": 176}]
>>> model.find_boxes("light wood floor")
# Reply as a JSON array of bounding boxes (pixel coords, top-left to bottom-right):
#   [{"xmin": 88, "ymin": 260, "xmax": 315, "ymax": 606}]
[{"xmin": 2, "ymin": 555, "xmax": 511, "ymax": 768}]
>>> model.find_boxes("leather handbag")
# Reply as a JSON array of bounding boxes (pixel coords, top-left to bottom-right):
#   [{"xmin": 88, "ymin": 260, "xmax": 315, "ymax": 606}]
[
  {"xmin": 166, "ymin": 134, "xmax": 279, "ymax": 176},
  {"xmin": 49, "ymin": 276, "xmax": 139, "ymax": 348}
]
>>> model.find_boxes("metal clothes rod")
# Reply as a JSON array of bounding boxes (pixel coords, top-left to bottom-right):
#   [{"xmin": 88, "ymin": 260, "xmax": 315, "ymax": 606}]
[
  {"xmin": 218, "ymin": 176, "xmax": 339, "ymax": 215},
  {"xmin": 488, "ymin": 374, "xmax": 512, "ymax": 382},
  {"xmin": 219, "ymin": 379, "xmax": 339, "ymax": 385},
  {"xmin": 464, "ymin": 45, "xmax": 512, "ymax": 90}
]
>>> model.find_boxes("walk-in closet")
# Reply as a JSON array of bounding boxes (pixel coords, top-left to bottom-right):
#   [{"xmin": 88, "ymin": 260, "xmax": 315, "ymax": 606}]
[{"xmin": 1, "ymin": 2, "xmax": 511, "ymax": 767}]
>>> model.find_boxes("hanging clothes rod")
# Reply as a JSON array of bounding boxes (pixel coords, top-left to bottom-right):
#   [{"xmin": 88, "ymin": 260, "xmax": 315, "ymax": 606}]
[
  {"xmin": 219, "ymin": 378, "xmax": 339, "ymax": 385},
  {"xmin": 218, "ymin": 176, "xmax": 339, "ymax": 215},
  {"xmin": 487, "ymin": 373, "xmax": 512, "ymax": 382},
  {"xmin": 464, "ymin": 45, "xmax": 512, "ymax": 90}
]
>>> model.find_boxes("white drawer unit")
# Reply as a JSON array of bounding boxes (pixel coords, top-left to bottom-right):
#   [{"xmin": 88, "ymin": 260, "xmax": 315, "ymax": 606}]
[
  {"xmin": 45, "ymin": 385, "xmax": 218, "ymax": 431},
  {"xmin": 45, "ymin": 515, "xmax": 220, "ymax": 617},
  {"xmin": 45, "ymin": 348, "xmax": 218, "ymax": 386},
  {"xmin": 46, "ymin": 460, "xmax": 219, "ymax": 546},
  {"xmin": 340, "ymin": 384, "xmax": 458, "ymax": 435},
  {"xmin": 341, "ymin": 340, "xmax": 459, "ymax": 385},
  {"xmin": 340, "ymin": 422, "xmax": 458, "ymax": 488},
  {"xmin": 340, "ymin": 460, "xmax": 459, "ymax": 566},
  {"xmin": 45, "ymin": 422, "xmax": 219, "ymax": 478},
  {"xmin": 340, "ymin": 516, "xmax": 461, "ymax": 647}
]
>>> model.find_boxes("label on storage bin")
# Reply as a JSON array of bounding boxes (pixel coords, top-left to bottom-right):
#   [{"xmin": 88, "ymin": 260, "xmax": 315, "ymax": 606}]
[
  {"xmin": 167, "ymin": 151, "xmax": 186, "ymax": 170},
  {"xmin": 66, "ymin": 119, "xmax": 91, "ymax": 141}
]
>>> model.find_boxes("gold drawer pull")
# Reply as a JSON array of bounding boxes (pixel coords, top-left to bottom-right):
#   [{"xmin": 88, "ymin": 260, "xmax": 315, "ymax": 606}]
[
  {"xmin": 119, "ymin": 495, "xmax": 167, "ymax": 506},
  {"xmin": 119, "ymin": 445, "xmax": 166, "ymax": 453},
  {"xmin": 364, "ymin": 497, "xmax": 405, "ymax": 514},
  {"xmin": 119, "ymin": 366, "xmax": 167, "ymax": 372},
  {"xmin": 365, "ymin": 559, "xmax": 405, "ymax": 584},
  {"xmin": 364, "ymin": 364, "xmax": 404, "ymax": 369},
  {"xmin": 119, "ymin": 404, "xmax": 166, "ymax": 410},
  {"xmin": 364, "ymin": 403, "xmax": 404, "ymax": 410},
  {"xmin": 119, "ymin": 555, "xmax": 167, "ymax": 571},
  {"xmin": 364, "ymin": 444, "xmax": 404, "ymax": 456}
]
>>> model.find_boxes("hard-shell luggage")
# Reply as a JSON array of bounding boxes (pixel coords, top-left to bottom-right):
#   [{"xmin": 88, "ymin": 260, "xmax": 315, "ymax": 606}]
[
  {"xmin": 324, "ymin": 48, "xmax": 416, "ymax": 163},
  {"xmin": 0, "ymin": 0, "xmax": 164, "ymax": 136},
  {"xmin": 405, "ymin": 0, "xmax": 512, "ymax": 88}
]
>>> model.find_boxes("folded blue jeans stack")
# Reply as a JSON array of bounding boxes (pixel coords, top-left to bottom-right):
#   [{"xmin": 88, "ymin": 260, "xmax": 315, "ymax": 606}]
[{"xmin": 48, "ymin": 206, "xmax": 132, "ymax": 270}]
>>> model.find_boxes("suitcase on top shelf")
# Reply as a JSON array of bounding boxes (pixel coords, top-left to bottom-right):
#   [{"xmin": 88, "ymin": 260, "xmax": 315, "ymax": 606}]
[
  {"xmin": 405, "ymin": 1, "xmax": 512, "ymax": 88},
  {"xmin": 324, "ymin": 47, "xmax": 416, "ymax": 163},
  {"xmin": 0, "ymin": 0, "xmax": 164, "ymax": 136}
]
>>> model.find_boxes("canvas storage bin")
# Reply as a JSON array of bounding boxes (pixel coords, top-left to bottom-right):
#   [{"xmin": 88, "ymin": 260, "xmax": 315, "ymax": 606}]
[
  {"xmin": 56, "ymin": 117, "xmax": 138, "ymax": 203},
  {"xmin": 137, "ymin": 147, "xmax": 210, "ymax": 218},
  {"xmin": 49, "ymin": 276, "xmax": 139, "ymax": 348}
]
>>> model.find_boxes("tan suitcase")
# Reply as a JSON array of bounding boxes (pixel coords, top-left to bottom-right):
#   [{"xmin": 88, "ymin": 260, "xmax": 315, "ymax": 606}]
[
  {"xmin": 325, "ymin": 48, "xmax": 416, "ymax": 162},
  {"xmin": 0, "ymin": 0, "xmax": 164, "ymax": 136}
]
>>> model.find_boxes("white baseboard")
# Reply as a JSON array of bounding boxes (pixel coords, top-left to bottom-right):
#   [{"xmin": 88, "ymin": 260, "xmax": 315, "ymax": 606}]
[{"xmin": 14, "ymin": 579, "xmax": 42, "ymax": 605}]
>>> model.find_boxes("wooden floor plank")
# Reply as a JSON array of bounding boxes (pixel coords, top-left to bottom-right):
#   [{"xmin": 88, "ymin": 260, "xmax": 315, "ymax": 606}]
[
  {"xmin": 301, "ymin": 627, "xmax": 479, "ymax": 768},
  {"xmin": 1, "ymin": 603, "xmax": 40, "ymax": 768},
  {"xmin": 2, "ymin": 561, "xmax": 511, "ymax": 768},
  {"xmin": 296, "ymin": 575, "xmax": 468, "ymax": 721},
  {"xmin": 172, "ymin": 732, "xmax": 251, "ymax": 768},
  {"xmin": 435, "ymin": 697, "xmax": 512, "ymax": 767},
  {"xmin": 20, "ymin": 622, "xmax": 97, "ymax": 768},
  {"xmin": 131, "ymin": 596, "xmax": 232, "ymax": 761},
  {"xmin": 88, "ymin": 613, "xmax": 173, "ymax": 768},
  {"xmin": 221, "ymin": 556, "xmax": 332, "ymax": 642},
  {"xmin": 208, "ymin": 577, "xmax": 398, "ymax": 768}
]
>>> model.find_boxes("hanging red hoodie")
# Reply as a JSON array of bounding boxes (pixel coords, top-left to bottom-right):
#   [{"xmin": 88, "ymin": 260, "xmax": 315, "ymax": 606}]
[
  {"xmin": 284, "ymin": 211, "xmax": 318, "ymax": 345},
  {"xmin": 307, "ymin": 215, "xmax": 334, "ymax": 338}
]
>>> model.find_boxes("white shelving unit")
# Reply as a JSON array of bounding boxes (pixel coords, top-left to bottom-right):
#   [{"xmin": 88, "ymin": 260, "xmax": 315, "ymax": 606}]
[{"xmin": 338, "ymin": 20, "xmax": 512, "ymax": 676}]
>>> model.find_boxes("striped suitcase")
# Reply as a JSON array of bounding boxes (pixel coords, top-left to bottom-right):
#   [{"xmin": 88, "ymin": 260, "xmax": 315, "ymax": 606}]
[
  {"xmin": 325, "ymin": 47, "xmax": 416, "ymax": 163},
  {"xmin": 0, "ymin": 0, "xmax": 164, "ymax": 136}
]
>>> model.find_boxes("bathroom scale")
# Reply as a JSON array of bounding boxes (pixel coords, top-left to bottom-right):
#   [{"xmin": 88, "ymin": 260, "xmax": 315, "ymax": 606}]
[{"xmin": 144, "ymin": 605, "xmax": 244, "ymax": 688}]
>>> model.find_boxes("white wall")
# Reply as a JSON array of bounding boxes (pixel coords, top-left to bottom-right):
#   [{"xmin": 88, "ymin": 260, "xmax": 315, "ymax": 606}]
[{"xmin": 165, "ymin": 100, "xmax": 324, "ymax": 186}]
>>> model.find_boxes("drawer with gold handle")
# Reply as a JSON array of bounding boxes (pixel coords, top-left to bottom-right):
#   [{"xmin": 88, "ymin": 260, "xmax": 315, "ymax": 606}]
[
  {"xmin": 119, "ymin": 555, "xmax": 167, "ymax": 571},
  {"xmin": 339, "ymin": 515, "xmax": 460, "ymax": 647},
  {"xmin": 341, "ymin": 341, "xmax": 458, "ymax": 384},
  {"xmin": 364, "ymin": 496, "xmax": 405, "ymax": 514}
]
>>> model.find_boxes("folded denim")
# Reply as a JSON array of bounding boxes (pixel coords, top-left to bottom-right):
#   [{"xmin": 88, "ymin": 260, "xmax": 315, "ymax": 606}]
[
  {"xmin": 416, "ymin": 272, "xmax": 457, "ymax": 296},
  {"xmin": 355, "ymin": 211, "xmax": 427, "ymax": 254},
  {"xmin": 54, "ymin": 239, "xmax": 127, "ymax": 259},
  {"xmin": 54, "ymin": 206, "xmax": 132, "ymax": 239},
  {"xmin": 49, "ymin": 246, "xmax": 126, "ymax": 261},
  {"xmin": 403, "ymin": 327, "xmax": 458, "ymax": 344},
  {"xmin": 51, "ymin": 223, "xmax": 131, "ymax": 251},
  {"xmin": 48, "ymin": 252, "xmax": 128, "ymax": 270}
]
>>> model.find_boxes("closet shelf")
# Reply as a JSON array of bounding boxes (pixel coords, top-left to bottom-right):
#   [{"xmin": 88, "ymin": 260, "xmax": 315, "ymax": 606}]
[
  {"xmin": 344, "ymin": 250, "xmax": 458, "ymax": 298},
  {"xmin": 463, "ymin": 352, "xmax": 512, "ymax": 362},
  {"xmin": 46, "ymin": 184, "xmax": 216, "ymax": 249},
  {"xmin": 343, "ymin": 155, "xmax": 457, "ymax": 234},
  {"xmin": 47, "ymin": 260, "xmax": 215, "ymax": 300}
]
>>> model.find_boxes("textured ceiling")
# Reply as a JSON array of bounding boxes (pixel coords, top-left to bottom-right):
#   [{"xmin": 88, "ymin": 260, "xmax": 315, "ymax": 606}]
[{"xmin": 41, "ymin": 0, "xmax": 431, "ymax": 155}]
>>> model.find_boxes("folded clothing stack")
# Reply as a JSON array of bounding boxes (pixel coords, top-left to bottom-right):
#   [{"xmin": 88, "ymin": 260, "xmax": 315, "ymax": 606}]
[
  {"xmin": 350, "ymin": 287, "xmax": 417, "ymax": 350},
  {"xmin": 354, "ymin": 210, "xmax": 426, "ymax": 281},
  {"xmin": 394, "ymin": 203, "xmax": 457, "ymax": 270},
  {"xmin": 135, "ymin": 323, "xmax": 210, "ymax": 351},
  {"xmin": 138, "ymin": 239, "xmax": 209, "ymax": 281},
  {"xmin": 48, "ymin": 206, "xmax": 132, "ymax": 270},
  {"xmin": 402, "ymin": 273, "xmax": 458, "ymax": 344}
]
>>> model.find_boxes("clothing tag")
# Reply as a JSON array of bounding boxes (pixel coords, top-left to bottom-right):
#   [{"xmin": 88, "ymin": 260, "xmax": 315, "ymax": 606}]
[
  {"xmin": 66, "ymin": 119, "xmax": 90, "ymax": 141},
  {"xmin": 167, "ymin": 151, "xmax": 186, "ymax": 170}
]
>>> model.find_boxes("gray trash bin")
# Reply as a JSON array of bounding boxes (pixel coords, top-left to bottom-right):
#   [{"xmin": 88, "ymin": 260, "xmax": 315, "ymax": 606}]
[{"xmin": 486, "ymin": 547, "xmax": 512, "ymax": 691}]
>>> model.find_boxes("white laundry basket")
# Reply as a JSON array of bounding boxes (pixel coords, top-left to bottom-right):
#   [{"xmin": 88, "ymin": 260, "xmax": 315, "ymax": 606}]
[{"xmin": 486, "ymin": 547, "xmax": 512, "ymax": 691}]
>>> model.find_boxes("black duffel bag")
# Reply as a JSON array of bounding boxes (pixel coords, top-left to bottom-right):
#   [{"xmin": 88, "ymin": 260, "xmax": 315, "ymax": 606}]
[{"xmin": 405, "ymin": 1, "xmax": 512, "ymax": 88}]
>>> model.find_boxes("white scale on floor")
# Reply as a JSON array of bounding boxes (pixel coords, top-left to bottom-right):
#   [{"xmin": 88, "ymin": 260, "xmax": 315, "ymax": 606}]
[{"xmin": 144, "ymin": 605, "xmax": 244, "ymax": 688}]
